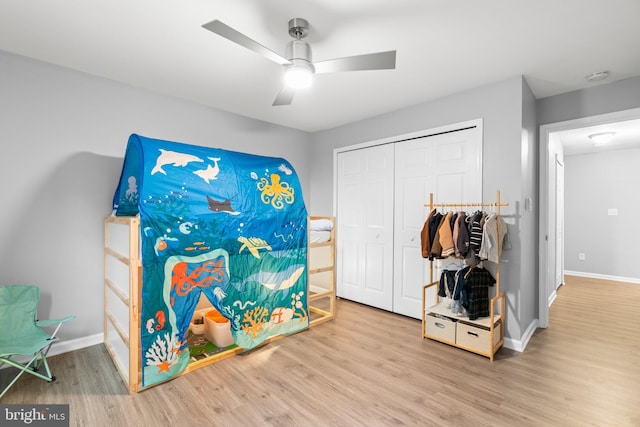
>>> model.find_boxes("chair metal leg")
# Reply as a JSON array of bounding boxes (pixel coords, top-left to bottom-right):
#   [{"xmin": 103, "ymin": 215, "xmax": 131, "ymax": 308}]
[{"xmin": 0, "ymin": 352, "xmax": 54, "ymax": 399}]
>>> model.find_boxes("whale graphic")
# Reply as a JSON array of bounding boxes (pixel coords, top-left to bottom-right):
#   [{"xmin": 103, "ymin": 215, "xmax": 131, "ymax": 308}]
[
  {"xmin": 241, "ymin": 265, "xmax": 305, "ymax": 291},
  {"xmin": 194, "ymin": 157, "xmax": 221, "ymax": 184},
  {"xmin": 151, "ymin": 149, "xmax": 203, "ymax": 175}
]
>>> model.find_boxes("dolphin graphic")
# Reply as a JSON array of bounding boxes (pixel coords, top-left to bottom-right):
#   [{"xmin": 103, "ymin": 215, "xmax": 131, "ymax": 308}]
[
  {"xmin": 151, "ymin": 149, "xmax": 204, "ymax": 175},
  {"xmin": 194, "ymin": 157, "xmax": 221, "ymax": 184}
]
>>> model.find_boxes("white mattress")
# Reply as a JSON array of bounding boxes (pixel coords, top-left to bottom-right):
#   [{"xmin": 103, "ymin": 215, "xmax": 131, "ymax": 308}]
[{"xmin": 310, "ymin": 230, "xmax": 331, "ymax": 243}]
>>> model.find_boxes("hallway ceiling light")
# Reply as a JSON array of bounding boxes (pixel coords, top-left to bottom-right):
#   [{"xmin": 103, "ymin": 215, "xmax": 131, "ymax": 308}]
[{"xmin": 588, "ymin": 131, "xmax": 616, "ymax": 145}]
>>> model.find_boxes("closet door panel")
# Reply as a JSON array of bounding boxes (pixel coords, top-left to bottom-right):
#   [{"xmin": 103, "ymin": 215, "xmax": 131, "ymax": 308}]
[
  {"xmin": 394, "ymin": 126, "xmax": 482, "ymax": 318},
  {"xmin": 336, "ymin": 144, "xmax": 394, "ymax": 311},
  {"xmin": 432, "ymin": 129, "xmax": 482, "ymax": 202},
  {"xmin": 435, "ymin": 173, "xmax": 465, "ymax": 201},
  {"xmin": 393, "ymin": 139, "xmax": 433, "ymax": 318}
]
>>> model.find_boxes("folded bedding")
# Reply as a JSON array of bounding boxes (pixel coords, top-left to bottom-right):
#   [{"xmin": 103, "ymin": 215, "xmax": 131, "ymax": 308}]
[{"xmin": 310, "ymin": 218, "xmax": 333, "ymax": 232}]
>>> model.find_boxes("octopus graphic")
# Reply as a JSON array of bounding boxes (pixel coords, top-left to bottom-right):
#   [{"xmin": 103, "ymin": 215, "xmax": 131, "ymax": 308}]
[
  {"xmin": 257, "ymin": 173, "xmax": 294, "ymax": 209},
  {"xmin": 170, "ymin": 259, "xmax": 226, "ymax": 300}
]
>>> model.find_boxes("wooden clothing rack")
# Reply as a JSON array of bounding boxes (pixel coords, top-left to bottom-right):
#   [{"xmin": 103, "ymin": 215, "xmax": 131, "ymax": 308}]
[
  {"xmin": 421, "ymin": 190, "xmax": 508, "ymax": 360},
  {"xmin": 424, "ymin": 190, "xmax": 508, "ymax": 284}
]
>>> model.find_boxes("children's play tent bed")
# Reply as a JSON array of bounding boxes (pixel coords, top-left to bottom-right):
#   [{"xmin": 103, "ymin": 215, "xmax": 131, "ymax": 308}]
[{"xmin": 104, "ymin": 134, "xmax": 335, "ymax": 393}]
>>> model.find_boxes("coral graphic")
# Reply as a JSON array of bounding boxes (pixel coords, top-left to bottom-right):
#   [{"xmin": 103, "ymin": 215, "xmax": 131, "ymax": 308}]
[
  {"xmin": 291, "ymin": 291, "xmax": 308, "ymax": 321},
  {"xmin": 257, "ymin": 173, "xmax": 294, "ymax": 209},
  {"xmin": 241, "ymin": 306, "xmax": 269, "ymax": 338},
  {"xmin": 145, "ymin": 333, "xmax": 180, "ymax": 373}
]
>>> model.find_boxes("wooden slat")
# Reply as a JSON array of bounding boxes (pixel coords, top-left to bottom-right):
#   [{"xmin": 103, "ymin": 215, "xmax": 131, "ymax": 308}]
[
  {"xmin": 309, "ymin": 266, "xmax": 334, "ymax": 274},
  {"xmin": 105, "ymin": 247, "xmax": 131, "ymax": 266},
  {"xmin": 105, "ymin": 278, "xmax": 130, "ymax": 306},
  {"xmin": 309, "ymin": 289, "xmax": 334, "ymax": 300},
  {"xmin": 105, "ymin": 309, "xmax": 130, "ymax": 349}
]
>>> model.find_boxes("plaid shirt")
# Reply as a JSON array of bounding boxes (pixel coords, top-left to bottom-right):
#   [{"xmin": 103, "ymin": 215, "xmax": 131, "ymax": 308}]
[{"xmin": 460, "ymin": 267, "xmax": 495, "ymax": 320}]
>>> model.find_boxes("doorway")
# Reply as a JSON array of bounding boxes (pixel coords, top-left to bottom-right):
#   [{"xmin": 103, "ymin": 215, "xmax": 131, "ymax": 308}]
[{"xmin": 538, "ymin": 107, "xmax": 640, "ymax": 327}]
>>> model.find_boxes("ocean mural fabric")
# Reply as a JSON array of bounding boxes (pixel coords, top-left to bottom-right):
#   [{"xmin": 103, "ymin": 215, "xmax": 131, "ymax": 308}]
[{"xmin": 112, "ymin": 134, "xmax": 309, "ymax": 387}]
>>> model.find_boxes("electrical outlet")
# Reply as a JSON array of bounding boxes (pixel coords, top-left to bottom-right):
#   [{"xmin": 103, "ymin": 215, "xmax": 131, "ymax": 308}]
[
  {"xmin": 608, "ymin": 208, "xmax": 618, "ymax": 216},
  {"xmin": 578, "ymin": 253, "xmax": 586, "ymax": 261}
]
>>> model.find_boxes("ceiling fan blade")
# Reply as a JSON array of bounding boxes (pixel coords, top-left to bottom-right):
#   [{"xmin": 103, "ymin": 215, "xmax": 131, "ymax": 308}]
[
  {"xmin": 202, "ymin": 20, "xmax": 291, "ymax": 66},
  {"xmin": 314, "ymin": 50, "xmax": 396, "ymax": 74},
  {"xmin": 272, "ymin": 85, "xmax": 296, "ymax": 106}
]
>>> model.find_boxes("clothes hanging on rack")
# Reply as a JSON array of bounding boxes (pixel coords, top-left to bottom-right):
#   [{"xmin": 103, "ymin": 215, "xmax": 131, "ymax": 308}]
[
  {"xmin": 453, "ymin": 212, "xmax": 469, "ymax": 259},
  {"xmin": 430, "ymin": 213, "xmax": 447, "ymax": 259},
  {"xmin": 437, "ymin": 268, "xmax": 457, "ymax": 299},
  {"xmin": 421, "ymin": 208, "xmax": 510, "ymax": 264},
  {"xmin": 420, "ymin": 208, "xmax": 436, "ymax": 258},
  {"xmin": 478, "ymin": 213, "xmax": 511, "ymax": 263},
  {"xmin": 439, "ymin": 212, "xmax": 455, "ymax": 257},
  {"xmin": 457, "ymin": 265, "xmax": 496, "ymax": 320}
]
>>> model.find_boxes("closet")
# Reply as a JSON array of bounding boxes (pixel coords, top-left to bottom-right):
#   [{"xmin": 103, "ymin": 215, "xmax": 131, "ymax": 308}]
[
  {"xmin": 336, "ymin": 121, "xmax": 482, "ymax": 318},
  {"xmin": 421, "ymin": 191, "xmax": 507, "ymax": 360}
]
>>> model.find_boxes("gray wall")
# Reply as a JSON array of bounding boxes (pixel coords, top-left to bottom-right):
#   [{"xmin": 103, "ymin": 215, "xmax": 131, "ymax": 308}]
[
  {"xmin": 0, "ymin": 50, "xmax": 311, "ymax": 342},
  {"xmin": 564, "ymin": 148, "xmax": 640, "ymax": 279},
  {"xmin": 310, "ymin": 76, "xmax": 538, "ymax": 345},
  {"xmin": 537, "ymin": 76, "xmax": 640, "ymax": 126},
  {"xmin": 537, "ymin": 76, "xmax": 640, "ymax": 295},
  {"xmin": 519, "ymin": 78, "xmax": 539, "ymax": 333}
]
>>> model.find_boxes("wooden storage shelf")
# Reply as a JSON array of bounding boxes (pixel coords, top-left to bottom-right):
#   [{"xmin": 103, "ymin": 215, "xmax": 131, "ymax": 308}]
[{"xmin": 423, "ymin": 281, "xmax": 504, "ymax": 359}]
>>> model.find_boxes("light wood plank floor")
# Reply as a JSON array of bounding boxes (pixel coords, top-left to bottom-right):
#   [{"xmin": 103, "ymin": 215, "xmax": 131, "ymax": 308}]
[{"xmin": 2, "ymin": 275, "xmax": 639, "ymax": 426}]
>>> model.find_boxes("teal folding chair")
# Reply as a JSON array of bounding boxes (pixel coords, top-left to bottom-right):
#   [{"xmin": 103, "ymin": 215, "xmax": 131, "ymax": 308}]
[{"xmin": 0, "ymin": 284, "xmax": 75, "ymax": 399}]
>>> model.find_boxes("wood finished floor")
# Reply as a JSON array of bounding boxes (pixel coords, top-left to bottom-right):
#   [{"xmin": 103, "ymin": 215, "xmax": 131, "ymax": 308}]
[{"xmin": 2, "ymin": 275, "xmax": 639, "ymax": 426}]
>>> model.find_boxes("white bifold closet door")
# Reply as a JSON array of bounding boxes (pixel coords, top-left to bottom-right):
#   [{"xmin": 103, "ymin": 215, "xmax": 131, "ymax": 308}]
[
  {"xmin": 336, "ymin": 144, "xmax": 394, "ymax": 311},
  {"xmin": 392, "ymin": 127, "xmax": 482, "ymax": 318},
  {"xmin": 336, "ymin": 124, "xmax": 482, "ymax": 318}
]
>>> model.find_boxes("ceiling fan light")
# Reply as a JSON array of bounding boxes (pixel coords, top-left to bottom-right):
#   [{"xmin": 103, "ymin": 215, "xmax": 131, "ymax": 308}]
[
  {"xmin": 589, "ymin": 131, "xmax": 616, "ymax": 145},
  {"xmin": 284, "ymin": 64, "xmax": 313, "ymax": 89}
]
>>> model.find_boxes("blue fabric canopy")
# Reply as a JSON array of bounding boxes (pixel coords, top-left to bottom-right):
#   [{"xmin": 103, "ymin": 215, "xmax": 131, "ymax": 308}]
[{"xmin": 112, "ymin": 134, "xmax": 308, "ymax": 387}]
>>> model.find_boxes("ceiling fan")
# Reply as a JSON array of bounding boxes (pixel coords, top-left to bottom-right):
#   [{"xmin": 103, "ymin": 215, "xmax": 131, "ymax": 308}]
[{"xmin": 202, "ymin": 18, "xmax": 396, "ymax": 106}]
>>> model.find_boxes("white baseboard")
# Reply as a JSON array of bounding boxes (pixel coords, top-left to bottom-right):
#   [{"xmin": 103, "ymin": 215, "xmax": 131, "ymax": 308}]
[
  {"xmin": 564, "ymin": 270, "xmax": 640, "ymax": 284},
  {"xmin": 48, "ymin": 333, "xmax": 104, "ymax": 357},
  {"xmin": 503, "ymin": 319, "xmax": 538, "ymax": 353},
  {"xmin": 1, "ymin": 333, "xmax": 103, "ymax": 370},
  {"xmin": 548, "ymin": 289, "xmax": 558, "ymax": 307}
]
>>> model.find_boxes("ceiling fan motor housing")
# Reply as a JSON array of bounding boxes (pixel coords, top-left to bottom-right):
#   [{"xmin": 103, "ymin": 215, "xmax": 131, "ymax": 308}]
[
  {"xmin": 286, "ymin": 40, "xmax": 313, "ymax": 65},
  {"xmin": 285, "ymin": 18, "xmax": 314, "ymax": 72}
]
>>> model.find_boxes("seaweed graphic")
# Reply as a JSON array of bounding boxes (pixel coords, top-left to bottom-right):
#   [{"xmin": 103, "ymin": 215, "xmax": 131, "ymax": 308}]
[
  {"xmin": 220, "ymin": 304, "xmax": 241, "ymax": 331},
  {"xmin": 291, "ymin": 291, "xmax": 308, "ymax": 321}
]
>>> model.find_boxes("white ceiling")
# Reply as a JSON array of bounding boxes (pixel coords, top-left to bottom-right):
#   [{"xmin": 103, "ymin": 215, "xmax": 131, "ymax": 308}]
[
  {"xmin": 558, "ymin": 118, "xmax": 640, "ymax": 156},
  {"xmin": 1, "ymin": 0, "xmax": 640, "ymax": 132}
]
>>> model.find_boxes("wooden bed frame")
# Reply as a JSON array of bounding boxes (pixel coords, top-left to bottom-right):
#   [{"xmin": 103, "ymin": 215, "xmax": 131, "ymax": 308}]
[{"xmin": 103, "ymin": 215, "xmax": 336, "ymax": 394}]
